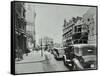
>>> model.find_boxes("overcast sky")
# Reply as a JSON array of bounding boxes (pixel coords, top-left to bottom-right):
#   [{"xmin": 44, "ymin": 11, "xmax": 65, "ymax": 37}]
[{"xmin": 34, "ymin": 4, "xmax": 90, "ymax": 44}]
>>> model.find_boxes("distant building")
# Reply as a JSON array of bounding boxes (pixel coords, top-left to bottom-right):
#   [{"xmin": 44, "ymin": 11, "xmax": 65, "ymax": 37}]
[
  {"xmin": 25, "ymin": 3, "xmax": 36, "ymax": 49},
  {"xmin": 53, "ymin": 43, "xmax": 62, "ymax": 48},
  {"xmin": 83, "ymin": 7, "xmax": 97, "ymax": 44},
  {"xmin": 39, "ymin": 37, "xmax": 54, "ymax": 50}
]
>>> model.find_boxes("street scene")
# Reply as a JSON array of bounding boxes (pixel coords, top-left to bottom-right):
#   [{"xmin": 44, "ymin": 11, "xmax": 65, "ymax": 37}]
[{"xmin": 13, "ymin": 2, "xmax": 97, "ymax": 74}]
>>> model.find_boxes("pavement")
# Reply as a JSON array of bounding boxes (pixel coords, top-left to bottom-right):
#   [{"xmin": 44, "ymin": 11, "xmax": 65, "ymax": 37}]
[
  {"xmin": 15, "ymin": 51, "xmax": 46, "ymax": 64},
  {"xmin": 15, "ymin": 50, "xmax": 69, "ymax": 74}
]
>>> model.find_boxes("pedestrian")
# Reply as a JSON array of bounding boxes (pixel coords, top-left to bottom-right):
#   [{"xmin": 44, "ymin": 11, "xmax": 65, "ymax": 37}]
[
  {"xmin": 44, "ymin": 50, "xmax": 50, "ymax": 60},
  {"xmin": 19, "ymin": 48, "xmax": 23, "ymax": 60},
  {"xmin": 15, "ymin": 48, "xmax": 18, "ymax": 59},
  {"xmin": 17, "ymin": 48, "xmax": 23, "ymax": 61},
  {"xmin": 44, "ymin": 49, "xmax": 57, "ymax": 68},
  {"xmin": 16, "ymin": 47, "xmax": 21, "ymax": 61}
]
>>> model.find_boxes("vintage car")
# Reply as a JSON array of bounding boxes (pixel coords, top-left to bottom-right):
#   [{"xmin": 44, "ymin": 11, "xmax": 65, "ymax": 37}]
[
  {"xmin": 63, "ymin": 46, "xmax": 74, "ymax": 69},
  {"xmin": 63, "ymin": 44, "xmax": 97, "ymax": 70},
  {"xmin": 52, "ymin": 48, "xmax": 64, "ymax": 60}
]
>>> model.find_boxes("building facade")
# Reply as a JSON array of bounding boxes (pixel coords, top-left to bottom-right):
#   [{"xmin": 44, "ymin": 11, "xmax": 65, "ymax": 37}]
[
  {"xmin": 83, "ymin": 7, "xmax": 97, "ymax": 44},
  {"xmin": 62, "ymin": 18, "xmax": 76, "ymax": 46},
  {"xmin": 25, "ymin": 3, "xmax": 36, "ymax": 50},
  {"xmin": 62, "ymin": 8, "xmax": 97, "ymax": 47},
  {"xmin": 14, "ymin": 2, "xmax": 27, "ymax": 53},
  {"xmin": 62, "ymin": 16, "xmax": 89, "ymax": 46},
  {"xmin": 72, "ymin": 17, "xmax": 88, "ymax": 44}
]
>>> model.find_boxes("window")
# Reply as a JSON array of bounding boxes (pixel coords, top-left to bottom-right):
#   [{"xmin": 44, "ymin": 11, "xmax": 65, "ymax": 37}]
[
  {"xmin": 74, "ymin": 26, "xmax": 77, "ymax": 32},
  {"xmin": 74, "ymin": 25, "xmax": 82, "ymax": 33},
  {"xmin": 77, "ymin": 25, "xmax": 82, "ymax": 33},
  {"xmin": 78, "ymin": 27, "xmax": 81, "ymax": 32}
]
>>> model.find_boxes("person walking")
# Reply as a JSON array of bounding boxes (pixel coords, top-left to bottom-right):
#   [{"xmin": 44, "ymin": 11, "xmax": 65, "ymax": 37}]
[
  {"xmin": 17, "ymin": 48, "xmax": 23, "ymax": 61},
  {"xmin": 16, "ymin": 47, "xmax": 20, "ymax": 61},
  {"xmin": 19, "ymin": 48, "xmax": 23, "ymax": 60},
  {"xmin": 44, "ymin": 49, "xmax": 57, "ymax": 71}
]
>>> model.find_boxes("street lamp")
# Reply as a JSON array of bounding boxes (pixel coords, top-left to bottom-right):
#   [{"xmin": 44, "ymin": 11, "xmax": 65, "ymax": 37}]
[{"xmin": 41, "ymin": 38, "xmax": 43, "ymax": 56}]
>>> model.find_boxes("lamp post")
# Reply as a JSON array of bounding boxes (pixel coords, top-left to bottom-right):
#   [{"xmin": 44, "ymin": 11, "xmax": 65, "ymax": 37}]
[{"xmin": 41, "ymin": 38, "xmax": 43, "ymax": 56}]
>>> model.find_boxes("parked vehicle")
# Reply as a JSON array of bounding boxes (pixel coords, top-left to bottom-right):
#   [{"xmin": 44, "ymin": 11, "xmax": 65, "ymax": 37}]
[
  {"xmin": 63, "ymin": 46, "xmax": 74, "ymax": 69},
  {"xmin": 52, "ymin": 48, "xmax": 64, "ymax": 60},
  {"xmin": 63, "ymin": 44, "xmax": 97, "ymax": 70}
]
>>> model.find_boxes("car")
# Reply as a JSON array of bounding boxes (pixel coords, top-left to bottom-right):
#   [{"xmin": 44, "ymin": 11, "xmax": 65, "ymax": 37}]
[
  {"xmin": 52, "ymin": 48, "xmax": 64, "ymax": 60},
  {"xmin": 63, "ymin": 46, "xmax": 74, "ymax": 69},
  {"xmin": 63, "ymin": 44, "xmax": 97, "ymax": 70}
]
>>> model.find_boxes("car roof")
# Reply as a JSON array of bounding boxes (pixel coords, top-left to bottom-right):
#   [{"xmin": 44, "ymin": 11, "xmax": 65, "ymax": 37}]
[{"xmin": 70, "ymin": 44, "xmax": 96, "ymax": 48}]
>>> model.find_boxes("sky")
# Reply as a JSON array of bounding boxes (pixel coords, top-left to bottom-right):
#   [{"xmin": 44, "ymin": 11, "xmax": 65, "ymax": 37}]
[{"xmin": 34, "ymin": 4, "xmax": 90, "ymax": 44}]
